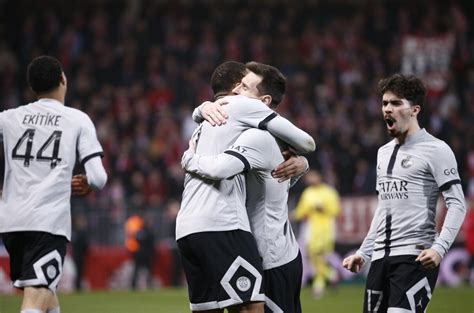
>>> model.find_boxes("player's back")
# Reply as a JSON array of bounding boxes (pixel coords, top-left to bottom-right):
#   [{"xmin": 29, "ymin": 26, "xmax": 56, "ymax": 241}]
[
  {"xmin": 0, "ymin": 98, "xmax": 101, "ymax": 240},
  {"xmin": 177, "ymin": 95, "xmax": 277, "ymax": 240}
]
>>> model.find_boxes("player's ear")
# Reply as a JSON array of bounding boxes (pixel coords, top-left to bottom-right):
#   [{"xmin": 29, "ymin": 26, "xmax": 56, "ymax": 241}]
[
  {"xmin": 412, "ymin": 104, "xmax": 421, "ymax": 116},
  {"xmin": 60, "ymin": 72, "xmax": 67, "ymax": 87},
  {"xmin": 260, "ymin": 95, "xmax": 272, "ymax": 107}
]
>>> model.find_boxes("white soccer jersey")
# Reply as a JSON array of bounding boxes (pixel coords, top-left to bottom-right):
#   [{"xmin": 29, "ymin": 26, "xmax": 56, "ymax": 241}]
[
  {"xmin": 177, "ymin": 95, "xmax": 313, "ymax": 240},
  {"xmin": 0, "ymin": 98, "xmax": 103, "ymax": 240},
  {"xmin": 357, "ymin": 129, "xmax": 466, "ymax": 261},
  {"xmin": 182, "ymin": 128, "xmax": 300, "ymax": 270}
]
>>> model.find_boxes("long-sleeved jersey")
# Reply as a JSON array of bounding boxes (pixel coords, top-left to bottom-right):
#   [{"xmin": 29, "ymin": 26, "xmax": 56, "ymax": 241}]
[
  {"xmin": 357, "ymin": 129, "xmax": 466, "ymax": 262},
  {"xmin": 0, "ymin": 98, "xmax": 104, "ymax": 240}
]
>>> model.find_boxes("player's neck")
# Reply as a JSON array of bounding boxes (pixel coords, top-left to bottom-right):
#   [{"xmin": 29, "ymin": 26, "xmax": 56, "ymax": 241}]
[
  {"xmin": 37, "ymin": 91, "xmax": 65, "ymax": 104},
  {"xmin": 396, "ymin": 123, "xmax": 421, "ymax": 145}
]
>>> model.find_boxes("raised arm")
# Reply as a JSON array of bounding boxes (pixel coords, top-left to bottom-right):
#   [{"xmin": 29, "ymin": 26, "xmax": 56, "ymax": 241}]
[{"xmin": 194, "ymin": 96, "xmax": 316, "ymax": 154}]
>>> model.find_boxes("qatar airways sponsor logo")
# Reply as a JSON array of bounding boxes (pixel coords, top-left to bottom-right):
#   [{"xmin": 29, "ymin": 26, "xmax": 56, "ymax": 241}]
[{"xmin": 378, "ymin": 179, "xmax": 409, "ymax": 200}]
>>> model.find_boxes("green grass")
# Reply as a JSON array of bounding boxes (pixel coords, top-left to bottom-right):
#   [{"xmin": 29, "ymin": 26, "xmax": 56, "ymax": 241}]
[{"xmin": 0, "ymin": 286, "xmax": 473, "ymax": 313}]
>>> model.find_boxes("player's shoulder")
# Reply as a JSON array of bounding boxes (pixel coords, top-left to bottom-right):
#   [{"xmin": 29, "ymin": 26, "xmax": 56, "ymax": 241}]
[
  {"xmin": 62, "ymin": 106, "xmax": 93, "ymax": 122},
  {"xmin": 224, "ymin": 95, "xmax": 268, "ymax": 110},
  {"xmin": 417, "ymin": 129, "xmax": 453, "ymax": 155}
]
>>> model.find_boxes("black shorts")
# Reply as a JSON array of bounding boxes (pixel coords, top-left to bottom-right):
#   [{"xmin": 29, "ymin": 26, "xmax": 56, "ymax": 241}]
[
  {"xmin": 364, "ymin": 255, "xmax": 439, "ymax": 313},
  {"xmin": 177, "ymin": 230, "xmax": 265, "ymax": 311},
  {"xmin": 264, "ymin": 251, "xmax": 302, "ymax": 313},
  {"xmin": 1, "ymin": 231, "xmax": 67, "ymax": 293}
]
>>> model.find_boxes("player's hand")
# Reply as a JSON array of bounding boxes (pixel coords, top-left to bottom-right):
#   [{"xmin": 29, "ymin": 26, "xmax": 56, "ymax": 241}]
[
  {"xmin": 415, "ymin": 249, "xmax": 441, "ymax": 269},
  {"xmin": 201, "ymin": 99, "xmax": 229, "ymax": 126},
  {"xmin": 71, "ymin": 174, "xmax": 92, "ymax": 196},
  {"xmin": 271, "ymin": 151, "xmax": 309, "ymax": 183},
  {"xmin": 342, "ymin": 254, "xmax": 365, "ymax": 273}
]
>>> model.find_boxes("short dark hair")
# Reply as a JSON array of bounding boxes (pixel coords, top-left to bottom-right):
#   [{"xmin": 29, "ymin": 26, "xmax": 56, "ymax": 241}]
[
  {"xmin": 210, "ymin": 61, "xmax": 247, "ymax": 97},
  {"xmin": 245, "ymin": 61, "xmax": 286, "ymax": 107},
  {"xmin": 27, "ymin": 56, "xmax": 63, "ymax": 94},
  {"xmin": 378, "ymin": 74, "xmax": 426, "ymax": 108}
]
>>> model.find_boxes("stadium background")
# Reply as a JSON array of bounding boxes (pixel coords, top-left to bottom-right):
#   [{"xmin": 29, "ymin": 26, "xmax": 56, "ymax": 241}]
[{"xmin": 0, "ymin": 0, "xmax": 473, "ymax": 303}]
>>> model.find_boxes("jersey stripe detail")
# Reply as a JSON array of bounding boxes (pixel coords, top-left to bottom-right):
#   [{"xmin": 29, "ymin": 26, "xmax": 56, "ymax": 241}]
[
  {"xmin": 225, "ymin": 150, "xmax": 250, "ymax": 171},
  {"xmin": 258, "ymin": 113, "xmax": 277, "ymax": 130},
  {"xmin": 384, "ymin": 213, "xmax": 392, "ymax": 255},
  {"xmin": 81, "ymin": 151, "xmax": 104, "ymax": 165},
  {"xmin": 439, "ymin": 179, "xmax": 461, "ymax": 192},
  {"xmin": 387, "ymin": 144, "xmax": 401, "ymax": 175}
]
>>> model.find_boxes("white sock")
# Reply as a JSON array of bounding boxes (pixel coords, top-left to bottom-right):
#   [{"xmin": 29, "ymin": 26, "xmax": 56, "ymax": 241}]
[
  {"xmin": 21, "ymin": 310, "xmax": 43, "ymax": 313},
  {"xmin": 47, "ymin": 307, "xmax": 60, "ymax": 313}
]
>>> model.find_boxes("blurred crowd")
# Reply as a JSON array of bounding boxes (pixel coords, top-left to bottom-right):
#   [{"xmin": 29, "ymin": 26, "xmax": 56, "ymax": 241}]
[{"xmin": 1, "ymin": 0, "xmax": 473, "ymax": 244}]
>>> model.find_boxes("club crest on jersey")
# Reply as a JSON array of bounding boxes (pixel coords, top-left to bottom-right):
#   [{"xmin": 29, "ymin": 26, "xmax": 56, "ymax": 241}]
[
  {"xmin": 236, "ymin": 276, "xmax": 251, "ymax": 292},
  {"xmin": 401, "ymin": 156, "xmax": 413, "ymax": 168}
]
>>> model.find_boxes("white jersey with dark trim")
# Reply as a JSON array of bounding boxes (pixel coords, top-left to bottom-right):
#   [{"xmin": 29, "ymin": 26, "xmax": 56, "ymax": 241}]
[
  {"xmin": 0, "ymin": 98, "xmax": 103, "ymax": 240},
  {"xmin": 225, "ymin": 129, "xmax": 299, "ymax": 270},
  {"xmin": 181, "ymin": 128, "xmax": 300, "ymax": 269},
  {"xmin": 177, "ymin": 95, "xmax": 279, "ymax": 240},
  {"xmin": 357, "ymin": 129, "xmax": 466, "ymax": 261}
]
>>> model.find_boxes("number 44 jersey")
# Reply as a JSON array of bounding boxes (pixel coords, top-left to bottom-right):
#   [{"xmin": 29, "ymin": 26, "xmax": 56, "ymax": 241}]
[{"xmin": 0, "ymin": 98, "xmax": 103, "ymax": 240}]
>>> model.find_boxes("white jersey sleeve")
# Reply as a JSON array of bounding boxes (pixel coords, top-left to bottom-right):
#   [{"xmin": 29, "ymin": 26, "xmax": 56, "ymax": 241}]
[
  {"xmin": 194, "ymin": 95, "xmax": 315, "ymax": 153},
  {"xmin": 428, "ymin": 142, "xmax": 466, "ymax": 258},
  {"xmin": 182, "ymin": 129, "xmax": 272, "ymax": 179},
  {"xmin": 76, "ymin": 113, "xmax": 104, "ymax": 164}
]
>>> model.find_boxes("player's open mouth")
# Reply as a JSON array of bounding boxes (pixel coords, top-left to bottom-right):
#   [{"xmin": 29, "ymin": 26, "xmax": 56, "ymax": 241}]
[{"xmin": 385, "ymin": 117, "xmax": 396, "ymax": 129}]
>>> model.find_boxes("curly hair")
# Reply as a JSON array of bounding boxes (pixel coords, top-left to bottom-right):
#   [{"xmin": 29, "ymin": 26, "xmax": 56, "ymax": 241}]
[{"xmin": 378, "ymin": 74, "xmax": 426, "ymax": 108}]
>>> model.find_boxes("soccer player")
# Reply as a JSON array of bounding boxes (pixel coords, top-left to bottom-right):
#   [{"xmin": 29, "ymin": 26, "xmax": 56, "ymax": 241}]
[
  {"xmin": 293, "ymin": 169, "xmax": 341, "ymax": 298},
  {"xmin": 342, "ymin": 74, "xmax": 466, "ymax": 313},
  {"xmin": 0, "ymin": 56, "xmax": 107, "ymax": 313},
  {"xmin": 183, "ymin": 61, "xmax": 309, "ymax": 313},
  {"xmin": 177, "ymin": 61, "xmax": 315, "ymax": 313}
]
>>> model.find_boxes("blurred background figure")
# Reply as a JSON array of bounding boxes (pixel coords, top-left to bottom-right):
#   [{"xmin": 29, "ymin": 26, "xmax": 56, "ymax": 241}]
[
  {"xmin": 125, "ymin": 214, "xmax": 155, "ymax": 290},
  {"xmin": 71, "ymin": 214, "xmax": 90, "ymax": 292},
  {"xmin": 294, "ymin": 169, "xmax": 341, "ymax": 298}
]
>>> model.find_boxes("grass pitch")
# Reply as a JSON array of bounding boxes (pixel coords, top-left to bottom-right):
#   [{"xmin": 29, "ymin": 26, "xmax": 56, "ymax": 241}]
[{"xmin": 0, "ymin": 285, "xmax": 472, "ymax": 313}]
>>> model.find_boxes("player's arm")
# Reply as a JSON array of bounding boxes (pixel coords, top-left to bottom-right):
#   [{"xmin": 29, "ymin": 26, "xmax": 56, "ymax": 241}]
[
  {"xmin": 417, "ymin": 145, "xmax": 467, "ymax": 268},
  {"xmin": 182, "ymin": 143, "xmax": 245, "ymax": 180},
  {"xmin": 73, "ymin": 113, "xmax": 108, "ymax": 195},
  {"xmin": 72, "ymin": 157, "xmax": 107, "ymax": 196},
  {"xmin": 182, "ymin": 129, "xmax": 270, "ymax": 180},
  {"xmin": 270, "ymin": 149, "xmax": 309, "ymax": 185},
  {"xmin": 196, "ymin": 97, "xmax": 316, "ymax": 154}
]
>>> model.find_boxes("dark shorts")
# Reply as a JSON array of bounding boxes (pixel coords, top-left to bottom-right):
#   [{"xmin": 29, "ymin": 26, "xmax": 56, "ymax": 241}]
[
  {"xmin": 264, "ymin": 251, "xmax": 302, "ymax": 313},
  {"xmin": 177, "ymin": 230, "xmax": 265, "ymax": 311},
  {"xmin": 364, "ymin": 255, "xmax": 439, "ymax": 313},
  {"xmin": 1, "ymin": 231, "xmax": 67, "ymax": 293}
]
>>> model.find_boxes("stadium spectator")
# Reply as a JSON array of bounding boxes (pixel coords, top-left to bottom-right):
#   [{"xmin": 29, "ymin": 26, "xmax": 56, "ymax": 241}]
[
  {"xmin": 342, "ymin": 74, "xmax": 467, "ymax": 312},
  {"xmin": 0, "ymin": 55, "xmax": 107, "ymax": 313},
  {"xmin": 293, "ymin": 169, "xmax": 341, "ymax": 298}
]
